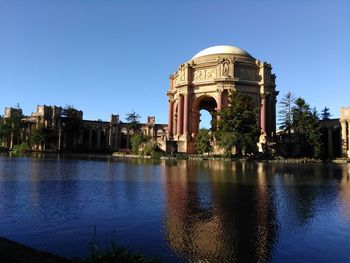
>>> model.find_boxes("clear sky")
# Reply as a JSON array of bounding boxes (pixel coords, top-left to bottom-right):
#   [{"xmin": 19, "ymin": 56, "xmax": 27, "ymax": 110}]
[{"xmin": 1, "ymin": 0, "xmax": 349, "ymax": 124}]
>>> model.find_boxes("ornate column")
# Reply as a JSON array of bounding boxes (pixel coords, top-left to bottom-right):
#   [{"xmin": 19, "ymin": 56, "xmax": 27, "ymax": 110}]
[
  {"xmin": 168, "ymin": 100, "xmax": 173, "ymax": 137},
  {"xmin": 114, "ymin": 127, "xmax": 119, "ymax": 151},
  {"xmin": 108, "ymin": 127, "xmax": 113, "ymax": 149},
  {"xmin": 260, "ymin": 94, "xmax": 266, "ymax": 134},
  {"xmin": 341, "ymin": 120, "xmax": 347, "ymax": 156},
  {"xmin": 348, "ymin": 121, "xmax": 350, "ymax": 157},
  {"xmin": 327, "ymin": 126, "xmax": 333, "ymax": 158},
  {"xmin": 217, "ymin": 91, "xmax": 222, "ymax": 111},
  {"xmin": 177, "ymin": 95, "xmax": 183, "ymax": 136},
  {"xmin": 183, "ymin": 94, "xmax": 189, "ymax": 135}
]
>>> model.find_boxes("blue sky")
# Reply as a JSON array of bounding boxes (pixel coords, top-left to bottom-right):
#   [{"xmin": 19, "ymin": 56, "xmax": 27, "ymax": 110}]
[{"xmin": 1, "ymin": 0, "xmax": 349, "ymax": 124}]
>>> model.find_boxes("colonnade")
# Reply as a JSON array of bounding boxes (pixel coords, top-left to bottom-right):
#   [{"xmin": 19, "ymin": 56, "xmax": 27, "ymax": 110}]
[{"xmin": 341, "ymin": 120, "xmax": 350, "ymax": 157}]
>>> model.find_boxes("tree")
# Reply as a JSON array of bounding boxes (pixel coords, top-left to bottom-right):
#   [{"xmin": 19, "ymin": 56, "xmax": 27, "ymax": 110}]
[
  {"xmin": 292, "ymin": 98, "xmax": 322, "ymax": 158},
  {"xmin": 130, "ymin": 133, "xmax": 148, "ymax": 154},
  {"xmin": 62, "ymin": 105, "xmax": 83, "ymax": 150},
  {"xmin": 321, "ymin": 106, "xmax": 331, "ymax": 120},
  {"xmin": 214, "ymin": 91, "xmax": 260, "ymax": 156},
  {"xmin": 195, "ymin": 128, "xmax": 212, "ymax": 154},
  {"xmin": 278, "ymin": 92, "xmax": 296, "ymax": 143},
  {"xmin": 0, "ymin": 114, "xmax": 24, "ymax": 148},
  {"xmin": 125, "ymin": 111, "xmax": 141, "ymax": 133},
  {"xmin": 29, "ymin": 123, "xmax": 55, "ymax": 150}
]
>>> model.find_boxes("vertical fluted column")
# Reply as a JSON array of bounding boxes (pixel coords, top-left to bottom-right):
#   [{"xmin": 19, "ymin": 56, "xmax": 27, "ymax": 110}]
[
  {"xmin": 341, "ymin": 121, "xmax": 347, "ymax": 156},
  {"xmin": 183, "ymin": 94, "xmax": 189, "ymax": 135},
  {"xmin": 348, "ymin": 121, "xmax": 350, "ymax": 157},
  {"xmin": 260, "ymin": 94, "xmax": 266, "ymax": 134},
  {"xmin": 217, "ymin": 91, "xmax": 222, "ymax": 111},
  {"xmin": 168, "ymin": 100, "xmax": 173, "ymax": 137},
  {"xmin": 177, "ymin": 95, "xmax": 183, "ymax": 136}
]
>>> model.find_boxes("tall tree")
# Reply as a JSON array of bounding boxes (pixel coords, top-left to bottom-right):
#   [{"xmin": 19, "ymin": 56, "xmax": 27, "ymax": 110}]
[
  {"xmin": 292, "ymin": 98, "xmax": 322, "ymax": 158},
  {"xmin": 195, "ymin": 128, "xmax": 212, "ymax": 154},
  {"xmin": 278, "ymin": 92, "xmax": 296, "ymax": 143},
  {"xmin": 62, "ymin": 105, "xmax": 83, "ymax": 150},
  {"xmin": 214, "ymin": 91, "xmax": 259, "ymax": 156},
  {"xmin": 29, "ymin": 123, "xmax": 55, "ymax": 150},
  {"xmin": 125, "ymin": 111, "xmax": 141, "ymax": 132},
  {"xmin": 321, "ymin": 106, "xmax": 331, "ymax": 120}
]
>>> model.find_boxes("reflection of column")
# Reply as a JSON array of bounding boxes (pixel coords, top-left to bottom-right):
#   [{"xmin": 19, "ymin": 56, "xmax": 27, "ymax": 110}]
[
  {"xmin": 177, "ymin": 96, "xmax": 183, "ymax": 136},
  {"xmin": 168, "ymin": 100, "xmax": 174, "ymax": 137},
  {"xmin": 97, "ymin": 128, "xmax": 101, "ymax": 150},
  {"xmin": 88, "ymin": 128, "xmax": 92, "ymax": 151},
  {"xmin": 328, "ymin": 126, "xmax": 333, "ymax": 158},
  {"xmin": 260, "ymin": 94, "xmax": 266, "ymax": 134},
  {"xmin": 183, "ymin": 94, "xmax": 189, "ymax": 135},
  {"xmin": 341, "ymin": 121, "xmax": 347, "ymax": 156}
]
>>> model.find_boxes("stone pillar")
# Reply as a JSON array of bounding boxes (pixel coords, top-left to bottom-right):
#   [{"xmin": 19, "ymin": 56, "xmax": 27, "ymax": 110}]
[
  {"xmin": 114, "ymin": 127, "xmax": 119, "ymax": 151},
  {"xmin": 88, "ymin": 128, "xmax": 92, "ymax": 151},
  {"xmin": 97, "ymin": 127, "xmax": 101, "ymax": 150},
  {"xmin": 177, "ymin": 95, "xmax": 183, "ymax": 136},
  {"xmin": 341, "ymin": 121, "xmax": 347, "ymax": 157},
  {"xmin": 183, "ymin": 94, "xmax": 189, "ymax": 135},
  {"xmin": 217, "ymin": 91, "xmax": 222, "ymax": 111},
  {"xmin": 168, "ymin": 100, "xmax": 173, "ymax": 137},
  {"xmin": 348, "ymin": 121, "xmax": 350, "ymax": 157},
  {"xmin": 260, "ymin": 94, "xmax": 266, "ymax": 134},
  {"xmin": 327, "ymin": 126, "xmax": 333, "ymax": 158},
  {"xmin": 108, "ymin": 127, "xmax": 113, "ymax": 149}
]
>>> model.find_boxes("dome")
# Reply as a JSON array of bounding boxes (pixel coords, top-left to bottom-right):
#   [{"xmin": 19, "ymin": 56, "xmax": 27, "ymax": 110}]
[{"xmin": 192, "ymin": 45, "xmax": 252, "ymax": 59}]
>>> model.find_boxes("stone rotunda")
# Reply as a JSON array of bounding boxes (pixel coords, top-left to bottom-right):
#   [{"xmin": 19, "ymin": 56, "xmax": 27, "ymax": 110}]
[{"xmin": 166, "ymin": 45, "xmax": 279, "ymax": 153}]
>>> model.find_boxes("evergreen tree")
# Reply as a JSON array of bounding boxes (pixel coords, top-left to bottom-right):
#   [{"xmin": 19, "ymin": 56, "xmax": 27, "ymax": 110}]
[
  {"xmin": 195, "ymin": 128, "xmax": 212, "ymax": 154},
  {"xmin": 125, "ymin": 111, "xmax": 141, "ymax": 132},
  {"xmin": 292, "ymin": 98, "xmax": 322, "ymax": 158},
  {"xmin": 29, "ymin": 123, "xmax": 55, "ymax": 150},
  {"xmin": 278, "ymin": 92, "xmax": 296, "ymax": 143},
  {"xmin": 62, "ymin": 105, "xmax": 83, "ymax": 150},
  {"xmin": 321, "ymin": 106, "xmax": 331, "ymax": 120},
  {"xmin": 214, "ymin": 91, "xmax": 259, "ymax": 156}
]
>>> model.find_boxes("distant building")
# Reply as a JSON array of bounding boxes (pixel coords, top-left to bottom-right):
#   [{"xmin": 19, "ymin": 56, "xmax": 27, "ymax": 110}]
[{"xmin": 1, "ymin": 105, "xmax": 167, "ymax": 152}]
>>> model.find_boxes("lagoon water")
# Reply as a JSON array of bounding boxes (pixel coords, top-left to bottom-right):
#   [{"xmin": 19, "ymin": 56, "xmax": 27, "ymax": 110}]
[{"xmin": 0, "ymin": 154, "xmax": 350, "ymax": 262}]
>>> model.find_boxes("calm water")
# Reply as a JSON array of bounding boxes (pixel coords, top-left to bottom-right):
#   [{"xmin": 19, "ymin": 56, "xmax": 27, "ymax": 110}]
[{"xmin": 0, "ymin": 154, "xmax": 350, "ymax": 262}]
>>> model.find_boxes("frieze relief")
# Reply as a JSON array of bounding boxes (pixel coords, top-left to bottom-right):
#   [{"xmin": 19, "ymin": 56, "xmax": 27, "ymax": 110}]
[
  {"xmin": 193, "ymin": 68, "xmax": 217, "ymax": 81},
  {"xmin": 235, "ymin": 67, "xmax": 258, "ymax": 81}
]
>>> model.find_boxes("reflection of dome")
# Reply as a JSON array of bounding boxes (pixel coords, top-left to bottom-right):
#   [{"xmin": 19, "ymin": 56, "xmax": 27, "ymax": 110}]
[{"xmin": 192, "ymin": 45, "xmax": 252, "ymax": 59}]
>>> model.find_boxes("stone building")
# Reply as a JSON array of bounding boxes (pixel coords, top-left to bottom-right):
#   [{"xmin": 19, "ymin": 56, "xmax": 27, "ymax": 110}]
[
  {"xmin": 340, "ymin": 107, "xmax": 350, "ymax": 158},
  {"xmin": 1, "ymin": 105, "xmax": 167, "ymax": 152},
  {"xmin": 167, "ymin": 45, "xmax": 278, "ymax": 153}
]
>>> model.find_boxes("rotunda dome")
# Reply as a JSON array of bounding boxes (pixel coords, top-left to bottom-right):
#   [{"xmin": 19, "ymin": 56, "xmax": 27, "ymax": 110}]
[{"xmin": 192, "ymin": 45, "xmax": 252, "ymax": 59}]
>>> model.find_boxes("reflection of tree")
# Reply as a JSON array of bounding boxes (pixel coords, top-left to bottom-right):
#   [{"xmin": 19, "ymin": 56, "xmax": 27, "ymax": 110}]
[{"xmin": 164, "ymin": 161, "xmax": 278, "ymax": 262}]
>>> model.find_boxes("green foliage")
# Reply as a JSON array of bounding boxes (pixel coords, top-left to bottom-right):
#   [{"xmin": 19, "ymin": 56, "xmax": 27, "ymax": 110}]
[
  {"xmin": 292, "ymin": 98, "xmax": 322, "ymax": 158},
  {"xmin": 130, "ymin": 133, "xmax": 148, "ymax": 154},
  {"xmin": 29, "ymin": 124, "xmax": 55, "ymax": 148},
  {"xmin": 11, "ymin": 143, "xmax": 29, "ymax": 154},
  {"xmin": 72, "ymin": 227, "xmax": 159, "ymax": 263},
  {"xmin": 278, "ymin": 92, "xmax": 296, "ymax": 142},
  {"xmin": 0, "ymin": 114, "xmax": 24, "ymax": 145},
  {"xmin": 321, "ymin": 106, "xmax": 331, "ymax": 120},
  {"xmin": 126, "ymin": 111, "xmax": 141, "ymax": 132},
  {"xmin": 62, "ymin": 105, "xmax": 83, "ymax": 149},
  {"xmin": 214, "ymin": 91, "xmax": 259, "ymax": 156},
  {"xmin": 195, "ymin": 128, "xmax": 212, "ymax": 154},
  {"xmin": 142, "ymin": 141, "xmax": 162, "ymax": 157}
]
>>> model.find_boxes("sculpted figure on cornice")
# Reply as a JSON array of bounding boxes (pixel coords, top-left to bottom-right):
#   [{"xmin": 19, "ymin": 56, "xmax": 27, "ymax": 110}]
[{"xmin": 221, "ymin": 59, "xmax": 230, "ymax": 77}]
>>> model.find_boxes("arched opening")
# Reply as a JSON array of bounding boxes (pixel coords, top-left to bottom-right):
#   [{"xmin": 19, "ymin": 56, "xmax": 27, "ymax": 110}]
[
  {"xmin": 199, "ymin": 109, "xmax": 213, "ymax": 129},
  {"xmin": 191, "ymin": 95, "xmax": 217, "ymax": 135}
]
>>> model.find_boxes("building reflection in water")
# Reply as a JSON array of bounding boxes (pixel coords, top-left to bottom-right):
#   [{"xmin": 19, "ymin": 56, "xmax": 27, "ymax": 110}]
[
  {"xmin": 162, "ymin": 160, "xmax": 278, "ymax": 262},
  {"xmin": 341, "ymin": 165, "xmax": 350, "ymax": 220}
]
